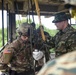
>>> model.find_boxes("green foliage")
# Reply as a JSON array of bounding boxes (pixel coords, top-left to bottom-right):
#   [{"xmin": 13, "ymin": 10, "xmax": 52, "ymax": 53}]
[
  {"xmin": 16, "ymin": 19, "xmax": 27, "ymax": 28},
  {"xmin": 0, "ymin": 28, "xmax": 7, "ymax": 47},
  {"xmin": 72, "ymin": 25, "xmax": 76, "ymax": 29},
  {"xmin": 50, "ymin": 48, "xmax": 55, "ymax": 53},
  {"xmin": 35, "ymin": 23, "xmax": 58, "ymax": 36},
  {"xmin": 44, "ymin": 27, "xmax": 58, "ymax": 37}
]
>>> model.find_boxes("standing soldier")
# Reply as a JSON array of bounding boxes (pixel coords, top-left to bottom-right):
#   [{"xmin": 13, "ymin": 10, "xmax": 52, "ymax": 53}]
[
  {"xmin": 52, "ymin": 12, "xmax": 76, "ymax": 57},
  {"xmin": 37, "ymin": 1, "xmax": 76, "ymax": 75},
  {"xmin": 0, "ymin": 22, "xmax": 43, "ymax": 75}
]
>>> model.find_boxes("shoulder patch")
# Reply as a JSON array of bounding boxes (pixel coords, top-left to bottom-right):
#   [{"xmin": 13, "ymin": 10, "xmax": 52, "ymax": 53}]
[{"xmin": 3, "ymin": 49, "xmax": 11, "ymax": 53}]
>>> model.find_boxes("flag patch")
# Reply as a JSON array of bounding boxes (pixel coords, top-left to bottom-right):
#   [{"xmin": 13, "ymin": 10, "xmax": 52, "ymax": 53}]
[{"xmin": 3, "ymin": 49, "xmax": 11, "ymax": 53}]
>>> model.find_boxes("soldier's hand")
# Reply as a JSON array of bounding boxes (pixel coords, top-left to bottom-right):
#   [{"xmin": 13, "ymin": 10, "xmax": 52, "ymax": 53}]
[{"xmin": 33, "ymin": 49, "xmax": 44, "ymax": 60}]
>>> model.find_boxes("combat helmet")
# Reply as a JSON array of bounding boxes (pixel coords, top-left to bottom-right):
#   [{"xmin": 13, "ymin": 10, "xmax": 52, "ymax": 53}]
[{"xmin": 16, "ymin": 22, "xmax": 32, "ymax": 36}]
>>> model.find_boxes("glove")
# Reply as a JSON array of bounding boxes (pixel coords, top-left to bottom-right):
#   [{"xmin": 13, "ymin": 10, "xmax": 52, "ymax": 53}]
[{"xmin": 33, "ymin": 49, "xmax": 44, "ymax": 60}]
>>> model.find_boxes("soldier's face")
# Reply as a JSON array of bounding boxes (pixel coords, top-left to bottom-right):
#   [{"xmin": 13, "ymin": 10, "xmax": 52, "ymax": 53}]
[
  {"xmin": 55, "ymin": 21, "xmax": 65, "ymax": 30},
  {"xmin": 21, "ymin": 35, "xmax": 28, "ymax": 41}
]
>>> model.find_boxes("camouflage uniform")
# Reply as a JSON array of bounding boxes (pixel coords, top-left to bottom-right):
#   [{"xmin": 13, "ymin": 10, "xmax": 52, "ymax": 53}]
[
  {"xmin": 52, "ymin": 12, "xmax": 76, "ymax": 57},
  {"xmin": 37, "ymin": 50, "xmax": 76, "ymax": 75},
  {"xmin": 5, "ymin": 37, "xmax": 34, "ymax": 74},
  {"xmin": 0, "ymin": 23, "xmax": 35, "ymax": 75},
  {"xmin": 34, "ymin": 26, "xmax": 54, "ymax": 62},
  {"xmin": 35, "ymin": 26, "xmax": 53, "ymax": 50},
  {"xmin": 54, "ymin": 25, "xmax": 76, "ymax": 57}
]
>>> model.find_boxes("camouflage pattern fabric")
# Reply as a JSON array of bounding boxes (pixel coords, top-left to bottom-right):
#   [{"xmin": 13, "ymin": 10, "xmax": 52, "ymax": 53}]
[
  {"xmin": 35, "ymin": 26, "xmax": 54, "ymax": 50},
  {"xmin": 2, "ymin": 37, "xmax": 34, "ymax": 72},
  {"xmin": 33, "ymin": 29, "xmax": 54, "ymax": 62},
  {"xmin": 53, "ymin": 25, "xmax": 76, "ymax": 57},
  {"xmin": 37, "ymin": 50, "xmax": 76, "ymax": 75}
]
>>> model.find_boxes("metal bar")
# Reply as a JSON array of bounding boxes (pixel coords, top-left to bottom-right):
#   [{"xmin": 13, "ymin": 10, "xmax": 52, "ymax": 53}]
[
  {"xmin": 2, "ymin": 0, "xmax": 4, "ymax": 46},
  {"xmin": 15, "ymin": 0, "xmax": 21, "ymax": 25},
  {"xmin": 9, "ymin": 13, "xmax": 13, "ymax": 43},
  {"xmin": 30, "ymin": 0, "xmax": 35, "ymax": 22},
  {"xmin": 28, "ymin": 0, "xmax": 30, "ymax": 23},
  {"xmin": 6, "ymin": 3, "xmax": 9, "ymax": 42}
]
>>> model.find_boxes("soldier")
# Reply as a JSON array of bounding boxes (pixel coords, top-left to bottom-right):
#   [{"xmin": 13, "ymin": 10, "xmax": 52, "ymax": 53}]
[
  {"xmin": 52, "ymin": 12, "xmax": 76, "ymax": 57},
  {"xmin": 35, "ymin": 26, "xmax": 54, "ymax": 61},
  {"xmin": 37, "ymin": 1, "xmax": 76, "ymax": 75},
  {"xmin": 0, "ymin": 22, "xmax": 43, "ymax": 75},
  {"xmin": 36, "ymin": 26, "xmax": 53, "ymax": 50}
]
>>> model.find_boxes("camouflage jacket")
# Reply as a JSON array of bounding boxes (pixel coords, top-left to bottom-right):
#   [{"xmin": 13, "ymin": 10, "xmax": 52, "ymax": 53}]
[
  {"xmin": 33, "ymin": 30, "xmax": 54, "ymax": 50},
  {"xmin": 53, "ymin": 25, "xmax": 76, "ymax": 56},
  {"xmin": 37, "ymin": 50, "xmax": 76, "ymax": 75},
  {"xmin": 3, "ymin": 37, "xmax": 34, "ymax": 72}
]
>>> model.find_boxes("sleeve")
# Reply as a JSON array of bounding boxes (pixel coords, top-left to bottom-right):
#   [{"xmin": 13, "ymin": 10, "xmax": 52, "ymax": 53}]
[
  {"xmin": 2, "ymin": 39, "xmax": 21, "ymax": 64},
  {"xmin": 65, "ymin": 32, "xmax": 76, "ymax": 51},
  {"xmin": 2, "ymin": 47, "xmax": 14, "ymax": 64}
]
